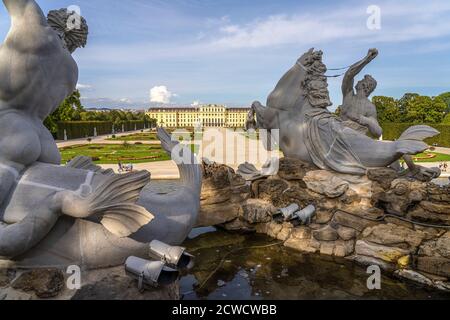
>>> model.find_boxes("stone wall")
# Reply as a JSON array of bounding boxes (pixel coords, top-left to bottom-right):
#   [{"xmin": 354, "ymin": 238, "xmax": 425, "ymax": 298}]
[{"xmin": 198, "ymin": 158, "xmax": 450, "ymax": 291}]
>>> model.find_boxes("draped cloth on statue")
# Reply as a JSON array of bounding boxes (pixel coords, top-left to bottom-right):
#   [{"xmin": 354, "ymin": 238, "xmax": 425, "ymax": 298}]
[{"xmin": 304, "ymin": 109, "xmax": 367, "ymax": 175}]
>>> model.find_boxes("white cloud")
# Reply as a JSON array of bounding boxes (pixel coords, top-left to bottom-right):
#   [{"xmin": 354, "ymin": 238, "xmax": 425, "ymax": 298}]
[
  {"xmin": 76, "ymin": 83, "xmax": 93, "ymax": 90},
  {"xmin": 150, "ymin": 86, "xmax": 174, "ymax": 104},
  {"xmin": 191, "ymin": 100, "xmax": 200, "ymax": 107},
  {"xmin": 120, "ymin": 98, "xmax": 132, "ymax": 103},
  {"xmin": 209, "ymin": 1, "xmax": 450, "ymax": 49}
]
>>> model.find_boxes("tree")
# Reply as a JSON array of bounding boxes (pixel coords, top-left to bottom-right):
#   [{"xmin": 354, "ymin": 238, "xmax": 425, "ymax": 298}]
[
  {"xmin": 442, "ymin": 113, "xmax": 450, "ymax": 124},
  {"xmin": 404, "ymin": 95, "xmax": 447, "ymax": 124},
  {"xmin": 44, "ymin": 90, "xmax": 85, "ymax": 137},
  {"xmin": 438, "ymin": 92, "xmax": 450, "ymax": 113},
  {"xmin": 372, "ymin": 96, "xmax": 401, "ymax": 123},
  {"xmin": 398, "ymin": 93, "xmax": 419, "ymax": 116}
]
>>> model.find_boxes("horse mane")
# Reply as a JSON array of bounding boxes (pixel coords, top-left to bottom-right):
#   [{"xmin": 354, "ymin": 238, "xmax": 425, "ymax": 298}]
[{"xmin": 266, "ymin": 48, "xmax": 332, "ymax": 112}]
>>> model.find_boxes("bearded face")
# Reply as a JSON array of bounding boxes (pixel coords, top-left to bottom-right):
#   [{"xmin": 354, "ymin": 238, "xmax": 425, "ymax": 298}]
[
  {"xmin": 306, "ymin": 78, "xmax": 332, "ymax": 108},
  {"xmin": 47, "ymin": 8, "xmax": 88, "ymax": 54}
]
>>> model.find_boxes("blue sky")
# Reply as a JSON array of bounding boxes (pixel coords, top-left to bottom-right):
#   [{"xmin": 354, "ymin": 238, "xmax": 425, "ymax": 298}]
[{"xmin": 1, "ymin": 0, "xmax": 449, "ymax": 110}]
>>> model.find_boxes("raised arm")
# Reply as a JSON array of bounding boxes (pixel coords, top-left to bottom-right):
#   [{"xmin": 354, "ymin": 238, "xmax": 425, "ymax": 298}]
[
  {"xmin": 3, "ymin": 0, "xmax": 46, "ymax": 24},
  {"xmin": 342, "ymin": 48, "xmax": 378, "ymax": 96}
]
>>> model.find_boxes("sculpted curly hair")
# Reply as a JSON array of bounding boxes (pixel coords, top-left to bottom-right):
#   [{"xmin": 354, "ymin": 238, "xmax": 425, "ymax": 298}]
[{"xmin": 47, "ymin": 8, "xmax": 88, "ymax": 53}]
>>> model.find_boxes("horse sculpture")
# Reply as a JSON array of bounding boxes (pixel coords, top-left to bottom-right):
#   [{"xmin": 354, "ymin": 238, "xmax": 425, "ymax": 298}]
[
  {"xmin": 0, "ymin": 0, "xmax": 201, "ymax": 270},
  {"xmin": 252, "ymin": 48, "xmax": 441, "ymax": 180}
]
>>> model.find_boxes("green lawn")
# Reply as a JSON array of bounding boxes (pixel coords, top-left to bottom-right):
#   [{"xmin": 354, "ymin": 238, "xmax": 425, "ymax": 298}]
[
  {"xmin": 410, "ymin": 152, "xmax": 450, "ymax": 163},
  {"xmin": 106, "ymin": 132, "xmax": 159, "ymax": 141},
  {"xmin": 60, "ymin": 143, "xmax": 171, "ymax": 164}
]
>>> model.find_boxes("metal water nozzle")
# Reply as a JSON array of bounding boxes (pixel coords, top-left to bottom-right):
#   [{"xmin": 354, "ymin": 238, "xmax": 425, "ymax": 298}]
[
  {"xmin": 291, "ymin": 205, "xmax": 316, "ymax": 226},
  {"xmin": 125, "ymin": 256, "xmax": 179, "ymax": 290},
  {"xmin": 149, "ymin": 240, "xmax": 195, "ymax": 270}
]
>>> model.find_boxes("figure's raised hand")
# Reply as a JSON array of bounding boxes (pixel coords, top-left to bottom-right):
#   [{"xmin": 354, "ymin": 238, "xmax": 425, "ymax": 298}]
[{"xmin": 367, "ymin": 48, "xmax": 379, "ymax": 59}]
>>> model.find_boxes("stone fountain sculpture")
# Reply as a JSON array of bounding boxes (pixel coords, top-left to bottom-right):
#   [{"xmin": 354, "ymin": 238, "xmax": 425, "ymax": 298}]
[
  {"xmin": 0, "ymin": 0, "xmax": 201, "ymax": 270},
  {"xmin": 252, "ymin": 48, "xmax": 441, "ymax": 179}
]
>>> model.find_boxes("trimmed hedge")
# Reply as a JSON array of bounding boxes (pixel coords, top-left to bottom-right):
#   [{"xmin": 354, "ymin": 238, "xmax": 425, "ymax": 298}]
[
  {"xmin": 57, "ymin": 121, "xmax": 146, "ymax": 140},
  {"xmin": 382, "ymin": 123, "xmax": 450, "ymax": 148}
]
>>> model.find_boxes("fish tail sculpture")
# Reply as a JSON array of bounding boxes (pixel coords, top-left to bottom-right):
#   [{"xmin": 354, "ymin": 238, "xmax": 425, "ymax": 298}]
[
  {"xmin": 0, "ymin": 169, "xmax": 153, "ymax": 259},
  {"xmin": 1, "ymin": 128, "xmax": 201, "ymax": 268},
  {"xmin": 131, "ymin": 128, "xmax": 202, "ymax": 246}
]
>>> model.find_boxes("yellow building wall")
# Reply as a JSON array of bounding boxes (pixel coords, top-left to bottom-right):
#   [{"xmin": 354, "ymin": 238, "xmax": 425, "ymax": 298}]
[{"xmin": 147, "ymin": 105, "xmax": 250, "ymax": 128}]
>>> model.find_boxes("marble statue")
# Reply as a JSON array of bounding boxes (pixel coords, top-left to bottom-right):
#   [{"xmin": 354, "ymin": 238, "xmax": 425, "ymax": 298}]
[
  {"xmin": 0, "ymin": 1, "xmax": 202, "ymax": 269},
  {"xmin": 252, "ymin": 48, "xmax": 441, "ymax": 179},
  {"xmin": 340, "ymin": 49, "xmax": 382, "ymax": 138},
  {"xmin": 245, "ymin": 108, "xmax": 257, "ymax": 131}
]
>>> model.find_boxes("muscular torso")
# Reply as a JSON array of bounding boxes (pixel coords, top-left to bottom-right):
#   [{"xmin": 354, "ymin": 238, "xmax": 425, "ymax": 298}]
[
  {"xmin": 0, "ymin": 17, "xmax": 78, "ymax": 120},
  {"xmin": 0, "ymin": 7, "xmax": 75, "ymax": 168},
  {"xmin": 341, "ymin": 94, "xmax": 377, "ymax": 122}
]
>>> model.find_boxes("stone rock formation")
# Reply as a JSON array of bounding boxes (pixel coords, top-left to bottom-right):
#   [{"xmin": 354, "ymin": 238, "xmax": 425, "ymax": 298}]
[{"xmin": 198, "ymin": 158, "xmax": 450, "ymax": 291}]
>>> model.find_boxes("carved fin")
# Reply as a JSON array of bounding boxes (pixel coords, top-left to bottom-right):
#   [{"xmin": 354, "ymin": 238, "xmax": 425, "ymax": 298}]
[
  {"xmin": 66, "ymin": 156, "xmax": 115, "ymax": 176},
  {"xmin": 398, "ymin": 125, "xmax": 440, "ymax": 141},
  {"xmin": 60, "ymin": 170, "xmax": 153, "ymax": 238}
]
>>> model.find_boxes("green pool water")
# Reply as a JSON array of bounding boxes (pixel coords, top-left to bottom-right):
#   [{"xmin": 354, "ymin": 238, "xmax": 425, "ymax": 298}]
[
  {"xmin": 148, "ymin": 179, "xmax": 450, "ymax": 300},
  {"xmin": 180, "ymin": 228, "xmax": 450, "ymax": 300}
]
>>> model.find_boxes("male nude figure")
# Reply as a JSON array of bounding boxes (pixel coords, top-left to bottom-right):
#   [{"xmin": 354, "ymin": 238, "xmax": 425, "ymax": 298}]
[
  {"xmin": 340, "ymin": 48, "xmax": 382, "ymax": 138},
  {"xmin": 340, "ymin": 48, "xmax": 439, "ymax": 179},
  {"xmin": 0, "ymin": 0, "xmax": 87, "ymax": 208}
]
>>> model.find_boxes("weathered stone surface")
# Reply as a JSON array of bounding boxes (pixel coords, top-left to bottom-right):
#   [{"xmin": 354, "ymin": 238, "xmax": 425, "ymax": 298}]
[
  {"xmin": 394, "ymin": 269, "xmax": 436, "ymax": 288},
  {"xmin": 374, "ymin": 179, "xmax": 426, "ymax": 216},
  {"xmin": 415, "ymin": 226, "xmax": 446, "ymax": 241},
  {"xmin": 355, "ymin": 240, "xmax": 409, "ymax": 263},
  {"xmin": 276, "ymin": 223, "xmax": 293, "ymax": 241},
  {"xmin": 332, "ymin": 211, "xmax": 375, "ymax": 232},
  {"xmin": 320, "ymin": 242, "xmax": 335, "ymax": 256},
  {"xmin": 220, "ymin": 218, "xmax": 254, "ymax": 233},
  {"xmin": 314, "ymin": 210, "xmax": 334, "ymax": 224},
  {"xmin": 419, "ymin": 232, "xmax": 450, "ymax": 259},
  {"xmin": 415, "ymin": 256, "xmax": 450, "ymax": 278},
  {"xmin": 349, "ymin": 255, "xmax": 396, "ymax": 272},
  {"xmin": 0, "ymin": 287, "xmax": 33, "ymax": 300},
  {"xmin": 362, "ymin": 223, "xmax": 426, "ymax": 250},
  {"xmin": 407, "ymin": 207, "xmax": 450, "ymax": 225},
  {"xmin": 313, "ymin": 225, "xmax": 339, "ymax": 241},
  {"xmin": 290, "ymin": 226, "xmax": 312, "ymax": 240},
  {"xmin": 197, "ymin": 203, "xmax": 240, "ymax": 227},
  {"xmin": 255, "ymin": 178, "xmax": 290, "ymax": 206},
  {"xmin": 277, "ymin": 158, "xmax": 312, "ymax": 180},
  {"xmin": 427, "ymin": 184, "xmax": 450, "ymax": 203},
  {"xmin": 70, "ymin": 266, "xmax": 180, "ymax": 300},
  {"xmin": 201, "ymin": 189, "xmax": 231, "ymax": 205},
  {"xmin": 419, "ymin": 201, "xmax": 450, "ymax": 215},
  {"xmin": 197, "ymin": 155, "xmax": 450, "ymax": 290},
  {"xmin": 0, "ymin": 269, "xmax": 11, "ymax": 287},
  {"xmin": 383, "ymin": 216, "xmax": 414, "ymax": 229},
  {"xmin": 202, "ymin": 161, "xmax": 234, "ymax": 189},
  {"xmin": 333, "ymin": 240, "xmax": 355, "ymax": 257},
  {"xmin": 284, "ymin": 238, "xmax": 318, "ymax": 254},
  {"xmin": 367, "ymin": 168, "xmax": 399, "ymax": 190},
  {"xmin": 240, "ymin": 199, "xmax": 276, "ymax": 224},
  {"xmin": 255, "ymin": 223, "xmax": 269, "ymax": 234},
  {"xmin": 304, "ymin": 171, "xmax": 349, "ymax": 198},
  {"xmin": 336, "ymin": 225, "xmax": 358, "ymax": 241},
  {"xmin": 266, "ymin": 222, "xmax": 283, "ymax": 239},
  {"xmin": 11, "ymin": 269, "xmax": 64, "ymax": 299}
]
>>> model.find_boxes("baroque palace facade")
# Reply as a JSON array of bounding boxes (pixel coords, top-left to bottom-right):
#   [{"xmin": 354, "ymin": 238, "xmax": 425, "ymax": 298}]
[{"xmin": 147, "ymin": 104, "xmax": 251, "ymax": 128}]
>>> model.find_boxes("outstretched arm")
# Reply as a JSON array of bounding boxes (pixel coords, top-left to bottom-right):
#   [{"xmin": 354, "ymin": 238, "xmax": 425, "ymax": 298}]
[
  {"xmin": 342, "ymin": 48, "xmax": 379, "ymax": 96},
  {"xmin": 3, "ymin": 0, "xmax": 46, "ymax": 24}
]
